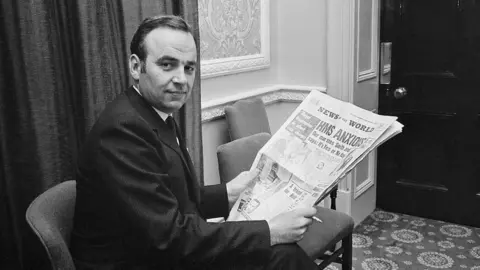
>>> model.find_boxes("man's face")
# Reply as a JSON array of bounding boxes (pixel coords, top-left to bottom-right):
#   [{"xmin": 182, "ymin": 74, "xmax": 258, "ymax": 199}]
[{"xmin": 130, "ymin": 27, "xmax": 197, "ymax": 113}]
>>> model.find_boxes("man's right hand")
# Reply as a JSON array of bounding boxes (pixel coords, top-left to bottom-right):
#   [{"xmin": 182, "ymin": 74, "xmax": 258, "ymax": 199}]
[{"xmin": 267, "ymin": 207, "xmax": 317, "ymax": 246}]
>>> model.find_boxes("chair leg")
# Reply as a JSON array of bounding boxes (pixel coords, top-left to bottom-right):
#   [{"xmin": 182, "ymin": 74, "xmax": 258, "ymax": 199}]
[
  {"xmin": 341, "ymin": 233, "xmax": 353, "ymax": 269},
  {"xmin": 328, "ymin": 186, "xmax": 338, "ymax": 253},
  {"xmin": 329, "ymin": 186, "xmax": 337, "ymax": 210}
]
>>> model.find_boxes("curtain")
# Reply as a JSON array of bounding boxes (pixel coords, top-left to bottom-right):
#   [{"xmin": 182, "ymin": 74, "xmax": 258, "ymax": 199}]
[
  {"xmin": 75, "ymin": 0, "xmax": 130, "ymax": 132},
  {"xmin": 0, "ymin": 1, "xmax": 203, "ymax": 269},
  {"xmin": 122, "ymin": 0, "xmax": 175, "ymax": 72},
  {"xmin": 176, "ymin": 0, "xmax": 204, "ymax": 186},
  {"xmin": 0, "ymin": 1, "xmax": 83, "ymax": 268}
]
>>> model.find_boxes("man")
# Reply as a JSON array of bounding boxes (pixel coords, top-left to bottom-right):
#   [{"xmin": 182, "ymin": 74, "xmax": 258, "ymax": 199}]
[{"xmin": 71, "ymin": 15, "xmax": 319, "ymax": 270}]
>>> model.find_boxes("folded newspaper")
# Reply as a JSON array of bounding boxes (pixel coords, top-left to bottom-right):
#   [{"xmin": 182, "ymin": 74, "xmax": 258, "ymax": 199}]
[{"xmin": 227, "ymin": 90, "xmax": 403, "ymax": 221}]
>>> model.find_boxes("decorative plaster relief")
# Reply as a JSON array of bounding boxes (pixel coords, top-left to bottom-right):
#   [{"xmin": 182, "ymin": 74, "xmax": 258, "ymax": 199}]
[{"xmin": 198, "ymin": 0, "xmax": 270, "ymax": 78}]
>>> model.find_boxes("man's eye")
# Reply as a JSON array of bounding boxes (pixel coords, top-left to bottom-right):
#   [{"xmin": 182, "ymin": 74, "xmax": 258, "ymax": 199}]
[
  {"xmin": 160, "ymin": 63, "xmax": 173, "ymax": 69},
  {"xmin": 185, "ymin": 66, "xmax": 196, "ymax": 74}
]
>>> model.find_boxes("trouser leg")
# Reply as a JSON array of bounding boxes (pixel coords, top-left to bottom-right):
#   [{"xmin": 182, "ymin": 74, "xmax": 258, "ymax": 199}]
[
  {"xmin": 264, "ymin": 243, "xmax": 318, "ymax": 270},
  {"xmin": 207, "ymin": 243, "xmax": 317, "ymax": 270}
]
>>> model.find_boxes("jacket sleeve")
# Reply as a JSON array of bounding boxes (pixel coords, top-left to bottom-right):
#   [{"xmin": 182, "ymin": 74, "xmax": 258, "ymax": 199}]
[
  {"xmin": 91, "ymin": 117, "xmax": 272, "ymax": 266},
  {"xmin": 200, "ymin": 184, "xmax": 230, "ymax": 219}
]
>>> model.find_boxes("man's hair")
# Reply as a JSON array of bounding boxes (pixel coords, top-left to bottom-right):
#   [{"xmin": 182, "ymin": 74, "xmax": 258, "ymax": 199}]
[{"xmin": 130, "ymin": 15, "xmax": 193, "ymax": 62}]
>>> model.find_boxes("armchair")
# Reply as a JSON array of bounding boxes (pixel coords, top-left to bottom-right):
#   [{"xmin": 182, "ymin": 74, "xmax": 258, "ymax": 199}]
[
  {"xmin": 25, "ymin": 180, "xmax": 77, "ymax": 270},
  {"xmin": 224, "ymin": 98, "xmax": 340, "ymax": 210},
  {"xmin": 217, "ymin": 133, "xmax": 354, "ymax": 269}
]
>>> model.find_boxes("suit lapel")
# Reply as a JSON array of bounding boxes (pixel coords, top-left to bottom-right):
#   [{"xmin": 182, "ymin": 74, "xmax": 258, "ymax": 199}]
[
  {"xmin": 126, "ymin": 87, "xmax": 201, "ymax": 204},
  {"xmin": 174, "ymin": 121, "xmax": 201, "ymax": 204}
]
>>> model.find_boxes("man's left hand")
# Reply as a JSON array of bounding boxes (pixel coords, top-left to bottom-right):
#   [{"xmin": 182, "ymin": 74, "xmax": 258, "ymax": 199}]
[{"xmin": 226, "ymin": 169, "xmax": 260, "ymax": 209}]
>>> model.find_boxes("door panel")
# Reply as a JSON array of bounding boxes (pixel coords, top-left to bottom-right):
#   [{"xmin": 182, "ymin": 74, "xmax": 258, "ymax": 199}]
[
  {"xmin": 379, "ymin": 112, "xmax": 458, "ymax": 220},
  {"xmin": 400, "ymin": 0, "xmax": 460, "ymax": 73},
  {"xmin": 377, "ymin": 0, "xmax": 480, "ymax": 226}
]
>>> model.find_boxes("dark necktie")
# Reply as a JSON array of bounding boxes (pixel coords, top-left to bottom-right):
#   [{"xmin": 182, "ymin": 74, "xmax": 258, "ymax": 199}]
[{"xmin": 165, "ymin": 116, "xmax": 178, "ymax": 141}]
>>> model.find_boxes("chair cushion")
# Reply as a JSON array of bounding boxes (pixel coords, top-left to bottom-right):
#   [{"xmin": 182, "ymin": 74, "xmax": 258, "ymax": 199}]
[
  {"xmin": 224, "ymin": 98, "xmax": 271, "ymax": 141},
  {"xmin": 217, "ymin": 133, "xmax": 271, "ymax": 183},
  {"xmin": 298, "ymin": 206, "xmax": 354, "ymax": 258}
]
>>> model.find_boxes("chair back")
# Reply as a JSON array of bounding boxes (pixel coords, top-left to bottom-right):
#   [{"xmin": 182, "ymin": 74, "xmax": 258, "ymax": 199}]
[
  {"xmin": 224, "ymin": 98, "xmax": 271, "ymax": 141},
  {"xmin": 25, "ymin": 180, "xmax": 77, "ymax": 270},
  {"xmin": 217, "ymin": 133, "xmax": 271, "ymax": 183}
]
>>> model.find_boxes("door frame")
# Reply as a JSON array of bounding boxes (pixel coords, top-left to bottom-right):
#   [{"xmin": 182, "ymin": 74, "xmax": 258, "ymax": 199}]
[
  {"xmin": 325, "ymin": 0, "xmax": 382, "ymax": 224},
  {"xmin": 325, "ymin": 0, "xmax": 356, "ymax": 218}
]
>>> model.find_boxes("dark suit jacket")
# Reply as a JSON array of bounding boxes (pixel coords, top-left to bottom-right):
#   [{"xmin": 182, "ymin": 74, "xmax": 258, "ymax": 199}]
[{"xmin": 71, "ymin": 87, "xmax": 271, "ymax": 269}]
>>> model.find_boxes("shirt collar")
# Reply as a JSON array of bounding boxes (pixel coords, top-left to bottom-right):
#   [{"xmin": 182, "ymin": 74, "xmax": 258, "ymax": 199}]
[{"xmin": 132, "ymin": 85, "xmax": 170, "ymax": 121}]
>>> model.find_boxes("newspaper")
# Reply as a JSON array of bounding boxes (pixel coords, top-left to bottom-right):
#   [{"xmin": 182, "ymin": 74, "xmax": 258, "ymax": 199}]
[{"xmin": 227, "ymin": 90, "xmax": 403, "ymax": 221}]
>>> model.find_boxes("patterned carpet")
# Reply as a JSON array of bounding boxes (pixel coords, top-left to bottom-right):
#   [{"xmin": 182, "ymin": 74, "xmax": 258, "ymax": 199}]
[{"xmin": 325, "ymin": 209, "xmax": 480, "ymax": 270}]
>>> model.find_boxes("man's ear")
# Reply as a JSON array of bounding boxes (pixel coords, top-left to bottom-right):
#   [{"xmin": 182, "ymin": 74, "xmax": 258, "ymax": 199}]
[{"xmin": 129, "ymin": 54, "xmax": 142, "ymax": 80}]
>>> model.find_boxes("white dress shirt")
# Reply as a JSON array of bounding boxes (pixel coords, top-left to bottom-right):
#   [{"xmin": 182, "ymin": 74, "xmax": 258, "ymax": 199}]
[{"xmin": 132, "ymin": 85, "xmax": 179, "ymax": 144}]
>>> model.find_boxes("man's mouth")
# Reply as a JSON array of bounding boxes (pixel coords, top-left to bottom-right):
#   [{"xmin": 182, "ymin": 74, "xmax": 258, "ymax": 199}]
[{"xmin": 167, "ymin": 90, "xmax": 187, "ymax": 95}]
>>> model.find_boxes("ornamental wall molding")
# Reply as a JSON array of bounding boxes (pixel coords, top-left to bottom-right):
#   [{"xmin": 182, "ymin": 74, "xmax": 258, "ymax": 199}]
[{"xmin": 201, "ymin": 84, "xmax": 327, "ymax": 123}]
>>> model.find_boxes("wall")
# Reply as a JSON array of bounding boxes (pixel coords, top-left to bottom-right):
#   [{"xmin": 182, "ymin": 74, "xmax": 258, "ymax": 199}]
[
  {"xmin": 200, "ymin": 0, "xmax": 327, "ymax": 102},
  {"xmin": 275, "ymin": 0, "xmax": 327, "ymax": 86},
  {"xmin": 200, "ymin": 0, "xmax": 328, "ymax": 186},
  {"xmin": 200, "ymin": 0, "xmax": 278, "ymax": 103}
]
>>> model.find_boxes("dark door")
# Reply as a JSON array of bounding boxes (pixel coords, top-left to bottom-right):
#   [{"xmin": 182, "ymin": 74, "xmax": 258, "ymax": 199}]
[{"xmin": 377, "ymin": 0, "xmax": 480, "ymax": 227}]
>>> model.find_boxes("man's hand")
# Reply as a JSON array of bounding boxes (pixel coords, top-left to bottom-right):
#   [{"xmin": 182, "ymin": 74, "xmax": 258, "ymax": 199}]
[
  {"xmin": 267, "ymin": 207, "xmax": 317, "ymax": 246},
  {"xmin": 226, "ymin": 170, "xmax": 259, "ymax": 209}
]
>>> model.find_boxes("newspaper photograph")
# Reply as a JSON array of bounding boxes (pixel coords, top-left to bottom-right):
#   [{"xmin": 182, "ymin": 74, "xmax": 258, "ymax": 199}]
[{"xmin": 227, "ymin": 90, "xmax": 403, "ymax": 221}]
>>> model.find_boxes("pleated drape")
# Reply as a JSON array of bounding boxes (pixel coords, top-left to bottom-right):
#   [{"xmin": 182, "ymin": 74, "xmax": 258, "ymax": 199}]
[{"xmin": 0, "ymin": 1, "xmax": 203, "ymax": 268}]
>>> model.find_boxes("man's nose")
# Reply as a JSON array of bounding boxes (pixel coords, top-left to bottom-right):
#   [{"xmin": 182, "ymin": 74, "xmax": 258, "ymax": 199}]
[{"xmin": 173, "ymin": 69, "xmax": 187, "ymax": 84}]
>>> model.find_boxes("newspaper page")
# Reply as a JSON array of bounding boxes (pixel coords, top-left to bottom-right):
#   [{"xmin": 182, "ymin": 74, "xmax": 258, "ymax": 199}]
[{"xmin": 227, "ymin": 90, "xmax": 403, "ymax": 221}]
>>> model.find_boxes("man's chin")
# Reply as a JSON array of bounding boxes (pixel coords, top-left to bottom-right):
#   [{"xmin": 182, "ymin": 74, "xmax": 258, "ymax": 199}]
[
  {"xmin": 156, "ymin": 102, "xmax": 184, "ymax": 113},
  {"xmin": 169, "ymin": 100, "xmax": 186, "ymax": 108}
]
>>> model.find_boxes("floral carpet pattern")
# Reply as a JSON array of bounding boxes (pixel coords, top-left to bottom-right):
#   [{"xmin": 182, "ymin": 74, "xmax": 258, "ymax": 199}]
[{"xmin": 338, "ymin": 209, "xmax": 480, "ymax": 270}]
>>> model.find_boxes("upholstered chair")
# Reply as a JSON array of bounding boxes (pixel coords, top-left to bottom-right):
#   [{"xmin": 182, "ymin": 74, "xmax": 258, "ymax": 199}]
[
  {"xmin": 26, "ymin": 180, "xmax": 77, "ymax": 270},
  {"xmin": 217, "ymin": 133, "xmax": 354, "ymax": 269}
]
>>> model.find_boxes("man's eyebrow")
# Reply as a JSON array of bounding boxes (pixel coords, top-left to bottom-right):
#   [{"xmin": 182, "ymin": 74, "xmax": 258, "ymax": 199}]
[
  {"xmin": 155, "ymin": 56, "xmax": 196, "ymax": 66},
  {"xmin": 156, "ymin": 56, "xmax": 178, "ymax": 63},
  {"xmin": 186, "ymin": 60, "xmax": 197, "ymax": 66}
]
